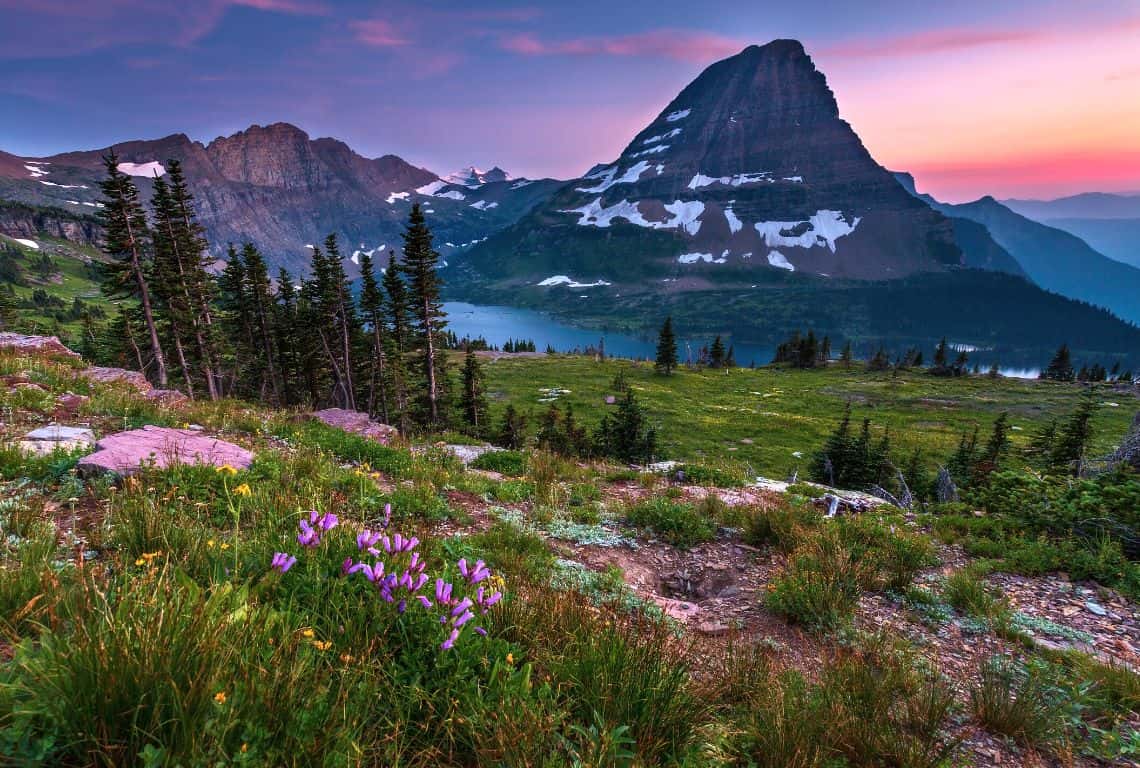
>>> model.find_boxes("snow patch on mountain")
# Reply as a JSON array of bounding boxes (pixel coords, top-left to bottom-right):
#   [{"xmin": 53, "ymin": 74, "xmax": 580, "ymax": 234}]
[
  {"xmin": 537, "ymin": 275, "xmax": 612, "ymax": 288},
  {"xmin": 678, "ymin": 252, "xmax": 725, "ymax": 264},
  {"xmin": 576, "ymin": 160, "xmax": 658, "ymax": 194},
  {"xmin": 386, "ymin": 191, "xmax": 410, "ymax": 203},
  {"xmin": 724, "ymin": 205, "xmax": 743, "ymax": 234},
  {"xmin": 563, "ymin": 198, "xmax": 704, "ymax": 235},
  {"xmin": 767, "ymin": 251, "xmax": 795, "ymax": 271},
  {"xmin": 24, "ymin": 163, "xmax": 49, "ymax": 178},
  {"xmin": 13, "ymin": 238, "xmax": 40, "ymax": 250},
  {"xmin": 643, "ymin": 128, "xmax": 681, "ymax": 145},
  {"xmin": 754, "ymin": 210, "xmax": 861, "ymax": 253},
  {"xmin": 117, "ymin": 161, "xmax": 166, "ymax": 177},
  {"xmin": 688, "ymin": 171, "xmax": 773, "ymax": 190},
  {"xmin": 415, "ymin": 180, "xmax": 468, "ymax": 199},
  {"xmin": 39, "ymin": 180, "xmax": 87, "ymax": 189},
  {"xmin": 665, "ymin": 109, "xmax": 691, "ymax": 122},
  {"xmin": 510, "ymin": 180, "xmax": 534, "ymax": 189},
  {"xmin": 469, "ymin": 200, "xmax": 499, "ymax": 211},
  {"xmin": 445, "ymin": 166, "xmax": 510, "ymax": 187},
  {"xmin": 630, "ymin": 144, "xmax": 669, "ymax": 159}
]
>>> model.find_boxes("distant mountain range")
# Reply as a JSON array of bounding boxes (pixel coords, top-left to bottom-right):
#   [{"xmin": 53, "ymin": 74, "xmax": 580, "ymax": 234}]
[
  {"xmin": 998, "ymin": 193, "xmax": 1140, "ymax": 269},
  {"xmin": 0, "ymin": 126, "xmax": 560, "ymax": 274},
  {"xmin": 1, "ymin": 39, "xmax": 1138, "ymax": 359}
]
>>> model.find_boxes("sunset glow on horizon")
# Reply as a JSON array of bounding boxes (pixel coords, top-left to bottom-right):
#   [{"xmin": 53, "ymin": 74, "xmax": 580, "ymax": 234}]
[{"xmin": 1, "ymin": 0, "xmax": 1137, "ymax": 202}]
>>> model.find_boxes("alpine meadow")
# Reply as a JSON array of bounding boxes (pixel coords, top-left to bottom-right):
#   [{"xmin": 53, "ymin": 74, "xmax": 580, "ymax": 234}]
[{"xmin": 3, "ymin": 4, "xmax": 1140, "ymax": 767}]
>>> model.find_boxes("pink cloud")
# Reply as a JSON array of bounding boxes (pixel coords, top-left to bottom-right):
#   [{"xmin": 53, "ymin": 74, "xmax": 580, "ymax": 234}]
[
  {"xmin": 820, "ymin": 26, "xmax": 1050, "ymax": 61},
  {"xmin": 499, "ymin": 28, "xmax": 745, "ymax": 63},
  {"xmin": 349, "ymin": 19, "xmax": 409, "ymax": 47}
]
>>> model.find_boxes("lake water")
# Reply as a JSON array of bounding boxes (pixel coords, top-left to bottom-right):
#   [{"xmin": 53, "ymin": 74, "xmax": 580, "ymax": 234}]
[
  {"xmin": 443, "ymin": 302, "xmax": 1044, "ymax": 378},
  {"xmin": 443, "ymin": 302, "xmax": 776, "ymax": 366}
]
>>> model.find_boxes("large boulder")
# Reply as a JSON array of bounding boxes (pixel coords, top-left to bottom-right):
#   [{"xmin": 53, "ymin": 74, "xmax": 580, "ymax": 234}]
[
  {"xmin": 80, "ymin": 366, "xmax": 152, "ymax": 393},
  {"xmin": 77, "ymin": 425, "xmax": 252, "ymax": 476},
  {"xmin": 310, "ymin": 408, "xmax": 398, "ymax": 445},
  {"xmin": 19, "ymin": 424, "xmax": 95, "ymax": 457},
  {"xmin": 0, "ymin": 333, "xmax": 80, "ymax": 359}
]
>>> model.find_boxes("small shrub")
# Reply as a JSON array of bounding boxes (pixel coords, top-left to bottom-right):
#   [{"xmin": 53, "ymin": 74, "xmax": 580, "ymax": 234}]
[
  {"xmin": 942, "ymin": 567, "xmax": 1004, "ymax": 619},
  {"xmin": 675, "ymin": 463, "xmax": 746, "ymax": 488},
  {"xmin": 766, "ymin": 527, "xmax": 868, "ymax": 631},
  {"xmin": 470, "ymin": 450, "xmax": 527, "ymax": 476},
  {"xmin": 626, "ymin": 497, "xmax": 715, "ymax": 548},
  {"xmin": 744, "ymin": 502, "xmax": 818, "ymax": 552},
  {"xmin": 972, "ymin": 657, "xmax": 1072, "ymax": 750},
  {"xmin": 528, "ymin": 451, "xmax": 565, "ymax": 507}
]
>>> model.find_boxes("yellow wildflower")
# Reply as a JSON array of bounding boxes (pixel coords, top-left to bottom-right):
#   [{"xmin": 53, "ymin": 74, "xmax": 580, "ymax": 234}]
[
  {"xmin": 506, "ymin": 653, "xmax": 514, "ymax": 665},
  {"xmin": 220, "ymin": 542, "xmax": 230, "ymax": 550},
  {"xmin": 214, "ymin": 691, "xmax": 227, "ymax": 704},
  {"xmin": 233, "ymin": 483, "xmax": 252, "ymax": 497},
  {"xmin": 216, "ymin": 464, "xmax": 238, "ymax": 476},
  {"xmin": 207, "ymin": 539, "xmax": 216, "ymax": 548},
  {"xmin": 241, "ymin": 744, "xmax": 248, "ymax": 754},
  {"xmin": 301, "ymin": 628, "xmax": 314, "ymax": 638},
  {"xmin": 312, "ymin": 640, "xmax": 332, "ymax": 651},
  {"xmin": 340, "ymin": 653, "xmax": 355, "ymax": 664},
  {"xmin": 135, "ymin": 551, "xmax": 162, "ymax": 566}
]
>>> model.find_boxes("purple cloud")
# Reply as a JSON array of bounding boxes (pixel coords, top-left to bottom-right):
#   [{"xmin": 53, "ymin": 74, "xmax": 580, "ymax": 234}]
[{"xmin": 499, "ymin": 28, "xmax": 745, "ymax": 63}]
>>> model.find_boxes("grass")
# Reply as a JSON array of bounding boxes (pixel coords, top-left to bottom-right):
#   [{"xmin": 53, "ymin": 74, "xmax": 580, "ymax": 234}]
[
  {"xmin": 477, "ymin": 354, "xmax": 1135, "ymax": 479},
  {"xmin": 625, "ymin": 496, "xmax": 716, "ymax": 547}
]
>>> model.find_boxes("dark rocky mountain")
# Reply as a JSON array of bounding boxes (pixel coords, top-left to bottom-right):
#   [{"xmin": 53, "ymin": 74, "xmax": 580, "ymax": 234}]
[
  {"xmin": 457, "ymin": 40, "xmax": 982, "ymax": 290},
  {"xmin": 896, "ymin": 174, "xmax": 1140, "ymax": 326},
  {"xmin": 0, "ymin": 123, "xmax": 562, "ymax": 274}
]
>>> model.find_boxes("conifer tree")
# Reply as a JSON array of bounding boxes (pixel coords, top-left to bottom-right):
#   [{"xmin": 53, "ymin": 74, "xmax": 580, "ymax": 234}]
[
  {"xmin": 98, "ymin": 151, "xmax": 167, "ymax": 386},
  {"xmin": 497, "ymin": 404, "xmax": 527, "ymax": 449},
  {"xmin": 149, "ymin": 174, "xmax": 198, "ymax": 396},
  {"xmin": 401, "ymin": 204, "xmax": 447, "ymax": 426},
  {"xmin": 274, "ymin": 267, "xmax": 301, "ymax": 405},
  {"xmin": 358, "ymin": 251, "xmax": 390, "ymax": 422},
  {"xmin": 240, "ymin": 243, "xmax": 281, "ymax": 403},
  {"xmin": 655, "ymin": 316, "xmax": 678, "ymax": 375},
  {"xmin": 840, "ymin": 340, "xmax": 853, "ymax": 368},
  {"xmin": 1042, "ymin": 343, "xmax": 1075, "ymax": 382},
  {"xmin": 709, "ymin": 335, "xmax": 726, "ymax": 369},
  {"xmin": 459, "ymin": 345, "xmax": 488, "ymax": 436},
  {"xmin": 382, "ymin": 251, "xmax": 412, "ymax": 433},
  {"xmin": 1050, "ymin": 389, "xmax": 1098, "ymax": 474}
]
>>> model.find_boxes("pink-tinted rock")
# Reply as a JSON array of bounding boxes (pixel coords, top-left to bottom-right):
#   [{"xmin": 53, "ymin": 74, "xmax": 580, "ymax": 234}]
[
  {"xmin": 143, "ymin": 389, "xmax": 189, "ymax": 405},
  {"xmin": 0, "ymin": 333, "xmax": 80, "ymax": 358},
  {"xmin": 311, "ymin": 408, "xmax": 398, "ymax": 445},
  {"xmin": 77, "ymin": 425, "xmax": 252, "ymax": 476},
  {"xmin": 81, "ymin": 366, "xmax": 152, "ymax": 393}
]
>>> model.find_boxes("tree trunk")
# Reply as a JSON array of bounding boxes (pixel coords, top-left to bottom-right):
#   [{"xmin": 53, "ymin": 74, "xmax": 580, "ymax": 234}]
[
  {"xmin": 422, "ymin": 296, "xmax": 438, "ymax": 424},
  {"xmin": 123, "ymin": 213, "xmax": 167, "ymax": 387}
]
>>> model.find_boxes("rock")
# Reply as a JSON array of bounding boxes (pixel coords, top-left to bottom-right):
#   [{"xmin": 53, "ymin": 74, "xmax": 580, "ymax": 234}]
[
  {"xmin": 81, "ymin": 366, "xmax": 151, "ymax": 393},
  {"xmin": 1086, "ymin": 601, "xmax": 1108, "ymax": 617},
  {"xmin": 311, "ymin": 408, "xmax": 398, "ymax": 445},
  {"xmin": 0, "ymin": 332, "xmax": 80, "ymax": 358},
  {"xmin": 13, "ymin": 382, "xmax": 45, "ymax": 393},
  {"xmin": 77, "ymin": 425, "xmax": 252, "ymax": 476},
  {"xmin": 651, "ymin": 595, "xmax": 700, "ymax": 622},
  {"xmin": 143, "ymin": 389, "xmax": 189, "ymax": 405},
  {"xmin": 56, "ymin": 392, "xmax": 89, "ymax": 411},
  {"xmin": 19, "ymin": 424, "xmax": 95, "ymax": 457},
  {"xmin": 696, "ymin": 621, "xmax": 730, "ymax": 636},
  {"xmin": 438, "ymin": 443, "xmax": 499, "ymax": 465},
  {"xmin": 718, "ymin": 585, "xmax": 741, "ymax": 598}
]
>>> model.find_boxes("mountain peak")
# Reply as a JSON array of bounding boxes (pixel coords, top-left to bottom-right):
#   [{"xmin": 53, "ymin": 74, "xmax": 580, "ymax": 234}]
[{"xmin": 444, "ymin": 166, "xmax": 511, "ymax": 187}]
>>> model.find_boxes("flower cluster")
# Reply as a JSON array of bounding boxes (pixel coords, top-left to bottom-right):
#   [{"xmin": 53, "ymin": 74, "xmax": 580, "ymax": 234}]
[
  {"xmin": 269, "ymin": 503, "xmax": 503, "ymax": 652},
  {"xmin": 297, "ymin": 510, "xmax": 338, "ymax": 548}
]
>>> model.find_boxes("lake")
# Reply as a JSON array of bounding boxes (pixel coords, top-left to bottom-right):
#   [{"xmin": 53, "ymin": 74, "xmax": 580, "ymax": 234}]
[
  {"xmin": 442, "ymin": 302, "xmax": 1044, "ymax": 378},
  {"xmin": 443, "ymin": 302, "xmax": 777, "ymax": 366}
]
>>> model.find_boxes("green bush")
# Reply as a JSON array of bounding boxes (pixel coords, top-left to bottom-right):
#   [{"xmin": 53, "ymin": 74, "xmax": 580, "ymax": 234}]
[
  {"xmin": 765, "ymin": 527, "xmax": 868, "ymax": 631},
  {"xmin": 971, "ymin": 657, "xmax": 1073, "ymax": 751},
  {"xmin": 675, "ymin": 463, "xmax": 747, "ymax": 488},
  {"xmin": 470, "ymin": 449, "xmax": 527, "ymax": 476},
  {"xmin": 625, "ymin": 497, "xmax": 715, "ymax": 548}
]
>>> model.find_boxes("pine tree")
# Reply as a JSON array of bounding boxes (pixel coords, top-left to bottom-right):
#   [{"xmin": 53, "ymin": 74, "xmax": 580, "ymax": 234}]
[
  {"xmin": 274, "ymin": 267, "xmax": 301, "ymax": 405},
  {"xmin": 947, "ymin": 426, "xmax": 979, "ymax": 486},
  {"xmin": 401, "ymin": 204, "xmax": 448, "ymax": 427},
  {"xmin": 459, "ymin": 345, "xmax": 488, "ymax": 436},
  {"xmin": 1042, "ymin": 344, "xmax": 1075, "ymax": 382},
  {"xmin": 240, "ymin": 243, "xmax": 282, "ymax": 403},
  {"xmin": 709, "ymin": 335, "xmax": 726, "ymax": 369},
  {"xmin": 655, "ymin": 316, "xmax": 678, "ymax": 375},
  {"xmin": 811, "ymin": 403, "xmax": 854, "ymax": 486},
  {"xmin": 932, "ymin": 337, "xmax": 949, "ymax": 371},
  {"xmin": 975, "ymin": 412, "xmax": 1011, "ymax": 479},
  {"xmin": 358, "ymin": 251, "xmax": 390, "ymax": 422},
  {"xmin": 497, "ymin": 404, "xmax": 527, "ymax": 449},
  {"xmin": 97, "ymin": 151, "xmax": 167, "ymax": 386},
  {"xmin": 1050, "ymin": 389, "xmax": 1098, "ymax": 475},
  {"xmin": 840, "ymin": 341, "xmax": 853, "ymax": 368}
]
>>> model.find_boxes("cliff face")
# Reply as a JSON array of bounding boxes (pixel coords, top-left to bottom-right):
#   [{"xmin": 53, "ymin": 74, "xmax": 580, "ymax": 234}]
[
  {"xmin": 462, "ymin": 40, "xmax": 963, "ymax": 286},
  {"xmin": 0, "ymin": 201, "xmax": 102, "ymax": 247}
]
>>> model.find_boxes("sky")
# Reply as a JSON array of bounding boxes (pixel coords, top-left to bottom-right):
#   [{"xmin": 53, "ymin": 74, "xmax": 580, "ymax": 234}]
[{"xmin": 1, "ymin": 0, "xmax": 1137, "ymax": 202}]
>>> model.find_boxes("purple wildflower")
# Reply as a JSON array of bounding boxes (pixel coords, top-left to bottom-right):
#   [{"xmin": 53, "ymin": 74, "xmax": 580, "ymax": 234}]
[
  {"xmin": 440, "ymin": 628, "xmax": 460, "ymax": 651},
  {"xmin": 474, "ymin": 627, "xmax": 487, "ymax": 637},
  {"xmin": 271, "ymin": 552, "xmax": 297, "ymax": 573}
]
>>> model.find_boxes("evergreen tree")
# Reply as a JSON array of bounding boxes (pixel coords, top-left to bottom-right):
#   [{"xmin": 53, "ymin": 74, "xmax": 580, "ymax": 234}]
[
  {"xmin": 358, "ymin": 251, "xmax": 390, "ymax": 422},
  {"xmin": 866, "ymin": 347, "xmax": 891, "ymax": 372},
  {"xmin": 932, "ymin": 337, "xmax": 949, "ymax": 371},
  {"xmin": 497, "ymin": 404, "xmax": 527, "ymax": 449},
  {"xmin": 594, "ymin": 390, "xmax": 657, "ymax": 464},
  {"xmin": 274, "ymin": 267, "xmax": 301, "ymax": 405},
  {"xmin": 400, "ymin": 204, "xmax": 448, "ymax": 427},
  {"xmin": 241, "ymin": 243, "xmax": 282, "ymax": 403},
  {"xmin": 811, "ymin": 403, "xmax": 854, "ymax": 486},
  {"xmin": 840, "ymin": 340, "xmax": 853, "ymax": 368},
  {"xmin": 709, "ymin": 335, "xmax": 726, "ymax": 369},
  {"xmin": 97, "ymin": 150, "xmax": 167, "ymax": 386},
  {"xmin": 654, "ymin": 316, "xmax": 678, "ymax": 375},
  {"xmin": 1050, "ymin": 389, "xmax": 1098, "ymax": 475},
  {"xmin": 947, "ymin": 426, "xmax": 979, "ymax": 486},
  {"xmin": 1042, "ymin": 343, "xmax": 1075, "ymax": 382},
  {"xmin": 459, "ymin": 345, "xmax": 488, "ymax": 436},
  {"xmin": 975, "ymin": 412, "xmax": 1011, "ymax": 479}
]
